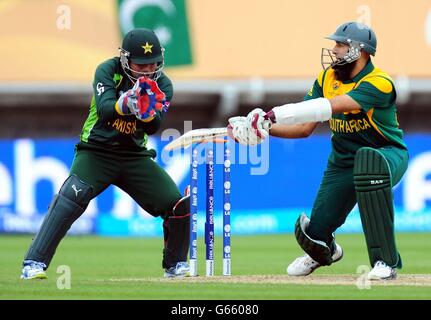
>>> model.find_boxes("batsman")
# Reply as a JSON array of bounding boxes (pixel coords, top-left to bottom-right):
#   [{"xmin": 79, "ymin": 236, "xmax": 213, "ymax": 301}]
[
  {"xmin": 229, "ymin": 22, "xmax": 408, "ymax": 280},
  {"xmin": 21, "ymin": 28, "xmax": 190, "ymax": 279}
]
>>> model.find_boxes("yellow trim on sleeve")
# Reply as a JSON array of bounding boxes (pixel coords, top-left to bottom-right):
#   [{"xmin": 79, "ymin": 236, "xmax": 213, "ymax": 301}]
[
  {"xmin": 138, "ymin": 115, "xmax": 155, "ymax": 122},
  {"xmin": 363, "ymin": 76, "xmax": 393, "ymax": 94},
  {"xmin": 354, "ymin": 67, "xmax": 394, "ymax": 92},
  {"xmin": 115, "ymin": 101, "xmax": 125, "ymax": 115},
  {"xmin": 366, "ymin": 108, "xmax": 389, "ymax": 141}
]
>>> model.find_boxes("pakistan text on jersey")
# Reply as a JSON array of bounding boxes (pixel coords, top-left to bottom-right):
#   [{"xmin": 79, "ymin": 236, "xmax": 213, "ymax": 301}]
[
  {"xmin": 111, "ymin": 118, "xmax": 137, "ymax": 135},
  {"xmin": 329, "ymin": 117, "xmax": 372, "ymax": 133}
]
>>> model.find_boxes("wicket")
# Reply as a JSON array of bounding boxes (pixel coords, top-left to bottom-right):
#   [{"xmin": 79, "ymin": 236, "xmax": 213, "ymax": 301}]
[{"xmin": 189, "ymin": 139, "xmax": 231, "ymax": 277}]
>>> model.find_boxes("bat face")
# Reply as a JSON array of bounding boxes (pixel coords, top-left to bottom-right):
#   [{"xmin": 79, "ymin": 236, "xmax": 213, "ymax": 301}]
[{"xmin": 164, "ymin": 127, "xmax": 228, "ymax": 151}]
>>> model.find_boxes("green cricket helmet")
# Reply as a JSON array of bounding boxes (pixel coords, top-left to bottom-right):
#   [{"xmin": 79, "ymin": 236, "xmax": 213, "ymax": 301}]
[
  {"xmin": 321, "ymin": 22, "xmax": 377, "ymax": 69},
  {"xmin": 119, "ymin": 28, "xmax": 164, "ymax": 81}
]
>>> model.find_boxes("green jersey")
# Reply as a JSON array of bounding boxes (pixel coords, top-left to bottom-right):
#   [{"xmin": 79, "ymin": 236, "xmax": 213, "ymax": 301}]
[
  {"xmin": 80, "ymin": 57, "xmax": 173, "ymax": 151},
  {"xmin": 305, "ymin": 60, "xmax": 407, "ymax": 167}
]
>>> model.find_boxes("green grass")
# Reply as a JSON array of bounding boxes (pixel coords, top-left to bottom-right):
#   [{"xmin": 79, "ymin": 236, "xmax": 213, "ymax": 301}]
[{"xmin": 1, "ymin": 233, "xmax": 431, "ymax": 299}]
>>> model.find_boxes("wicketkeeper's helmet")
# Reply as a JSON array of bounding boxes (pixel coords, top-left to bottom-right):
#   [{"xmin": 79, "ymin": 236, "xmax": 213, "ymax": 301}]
[{"xmin": 119, "ymin": 28, "xmax": 164, "ymax": 81}]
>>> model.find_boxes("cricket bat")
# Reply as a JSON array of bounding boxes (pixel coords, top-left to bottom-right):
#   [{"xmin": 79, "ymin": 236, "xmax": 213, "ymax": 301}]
[{"xmin": 164, "ymin": 127, "xmax": 229, "ymax": 151}]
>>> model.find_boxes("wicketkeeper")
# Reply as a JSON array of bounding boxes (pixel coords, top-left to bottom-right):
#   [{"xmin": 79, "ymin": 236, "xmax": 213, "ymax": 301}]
[
  {"xmin": 21, "ymin": 28, "xmax": 190, "ymax": 279},
  {"xmin": 229, "ymin": 22, "xmax": 408, "ymax": 280}
]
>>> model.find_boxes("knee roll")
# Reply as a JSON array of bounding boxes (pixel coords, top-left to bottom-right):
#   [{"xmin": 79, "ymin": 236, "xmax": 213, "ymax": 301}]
[
  {"xmin": 59, "ymin": 174, "xmax": 93, "ymax": 208},
  {"xmin": 172, "ymin": 194, "xmax": 190, "ymax": 217},
  {"xmin": 353, "ymin": 147, "xmax": 392, "ymax": 192}
]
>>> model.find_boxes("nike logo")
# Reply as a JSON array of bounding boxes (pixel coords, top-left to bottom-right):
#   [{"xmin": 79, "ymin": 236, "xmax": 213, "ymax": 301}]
[{"xmin": 72, "ymin": 184, "xmax": 82, "ymax": 197}]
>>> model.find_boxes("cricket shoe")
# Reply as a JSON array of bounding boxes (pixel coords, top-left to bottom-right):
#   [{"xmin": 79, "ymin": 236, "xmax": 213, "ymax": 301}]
[
  {"xmin": 367, "ymin": 260, "xmax": 397, "ymax": 280},
  {"xmin": 164, "ymin": 261, "xmax": 190, "ymax": 278},
  {"xmin": 21, "ymin": 260, "xmax": 47, "ymax": 280},
  {"xmin": 287, "ymin": 243, "xmax": 343, "ymax": 276}
]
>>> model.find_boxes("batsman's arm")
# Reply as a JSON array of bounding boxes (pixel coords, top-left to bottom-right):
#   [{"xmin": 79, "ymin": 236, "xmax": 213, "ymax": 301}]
[
  {"xmin": 266, "ymin": 95, "xmax": 360, "ymax": 138},
  {"xmin": 269, "ymin": 122, "xmax": 318, "ymax": 138},
  {"xmin": 249, "ymin": 70, "xmax": 362, "ymax": 140},
  {"xmin": 268, "ymin": 73, "xmax": 324, "ymax": 138},
  {"xmin": 329, "ymin": 94, "xmax": 362, "ymax": 113},
  {"xmin": 265, "ymin": 71, "xmax": 359, "ymax": 138}
]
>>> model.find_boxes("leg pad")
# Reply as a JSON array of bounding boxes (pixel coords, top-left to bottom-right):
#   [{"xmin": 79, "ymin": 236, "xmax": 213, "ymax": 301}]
[
  {"xmin": 295, "ymin": 213, "xmax": 333, "ymax": 266},
  {"xmin": 162, "ymin": 195, "xmax": 190, "ymax": 269},
  {"xmin": 24, "ymin": 175, "xmax": 93, "ymax": 267},
  {"xmin": 354, "ymin": 147, "xmax": 401, "ymax": 268}
]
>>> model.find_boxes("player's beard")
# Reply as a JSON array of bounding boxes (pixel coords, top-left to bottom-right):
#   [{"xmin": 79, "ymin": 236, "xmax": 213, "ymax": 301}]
[{"xmin": 332, "ymin": 60, "xmax": 357, "ymax": 82}]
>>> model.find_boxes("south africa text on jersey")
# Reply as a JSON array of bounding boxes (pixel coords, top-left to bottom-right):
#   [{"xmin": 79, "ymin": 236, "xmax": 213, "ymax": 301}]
[{"xmin": 329, "ymin": 117, "xmax": 372, "ymax": 133}]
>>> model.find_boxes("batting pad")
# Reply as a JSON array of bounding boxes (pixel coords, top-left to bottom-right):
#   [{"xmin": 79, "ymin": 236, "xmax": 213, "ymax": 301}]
[
  {"xmin": 294, "ymin": 213, "xmax": 333, "ymax": 266},
  {"xmin": 353, "ymin": 147, "xmax": 400, "ymax": 268}
]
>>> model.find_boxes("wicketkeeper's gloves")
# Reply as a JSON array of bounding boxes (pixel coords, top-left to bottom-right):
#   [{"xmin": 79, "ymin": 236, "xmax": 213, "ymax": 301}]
[{"xmin": 116, "ymin": 77, "xmax": 166, "ymax": 122}]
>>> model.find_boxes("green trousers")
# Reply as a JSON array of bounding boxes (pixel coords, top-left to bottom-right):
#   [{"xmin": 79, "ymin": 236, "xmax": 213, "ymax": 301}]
[
  {"xmin": 70, "ymin": 143, "xmax": 182, "ymax": 218},
  {"xmin": 308, "ymin": 145, "xmax": 408, "ymax": 246}
]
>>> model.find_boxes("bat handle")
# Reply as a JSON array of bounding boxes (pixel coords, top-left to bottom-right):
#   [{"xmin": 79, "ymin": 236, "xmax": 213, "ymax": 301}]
[
  {"xmin": 264, "ymin": 110, "xmax": 276, "ymax": 126},
  {"xmin": 263, "ymin": 120, "xmax": 272, "ymax": 131}
]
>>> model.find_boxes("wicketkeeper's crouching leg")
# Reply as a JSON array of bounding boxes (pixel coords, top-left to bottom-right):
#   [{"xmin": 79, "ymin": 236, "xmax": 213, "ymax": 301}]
[
  {"xmin": 21, "ymin": 175, "xmax": 93, "ymax": 279},
  {"xmin": 162, "ymin": 192, "xmax": 190, "ymax": 278}
]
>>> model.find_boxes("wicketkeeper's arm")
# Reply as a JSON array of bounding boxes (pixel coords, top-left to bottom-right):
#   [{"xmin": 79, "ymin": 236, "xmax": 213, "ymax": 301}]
[
  {"xmin": 138, "ymin": 110, "xmax": 163, "ymax": 135},
  {"xmin": 93, "ymin": 63, "xmax": 119, "ymax": 122}
]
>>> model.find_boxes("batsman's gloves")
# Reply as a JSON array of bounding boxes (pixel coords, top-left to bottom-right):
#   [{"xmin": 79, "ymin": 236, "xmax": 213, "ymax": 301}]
[
  {"xmin": 227, "ymin": 116, "xmax": 264, "ymax": 146},
  {"xmin": 116, "ymin": 77, "xmax": 166, "ymax": 122},
  {"xmin": 247, "ymin": 108, "xmax": 272, "ymax": 141}
]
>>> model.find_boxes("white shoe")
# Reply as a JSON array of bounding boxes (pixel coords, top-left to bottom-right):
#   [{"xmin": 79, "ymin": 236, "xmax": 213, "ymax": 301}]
[
  {"xmin": 287, "ymin": 243, "xmax": 343, "ymax": 276},
  {"xmin": 367, "ymin": 261, "xmax": 397, "ymax": 280},
  {"xmin": 21, "ymin": 260, "xmax": 47, "ymax": 280},
  {"xmin": 164, "ymin": 261, "xmax": 190, "ymax": 278}
]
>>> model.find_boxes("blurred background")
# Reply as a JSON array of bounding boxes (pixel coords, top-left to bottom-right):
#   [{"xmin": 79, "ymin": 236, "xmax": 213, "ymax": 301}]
[{"xmin": 1, "ymin": 0, "xmax": 430, "ymax": 237}]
